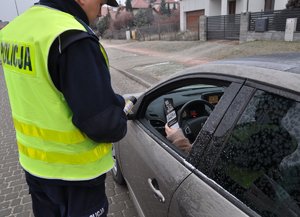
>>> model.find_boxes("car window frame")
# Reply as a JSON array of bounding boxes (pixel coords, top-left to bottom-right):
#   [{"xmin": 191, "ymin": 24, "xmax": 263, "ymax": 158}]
[
  {"xmin": 245, "ymin": 79, "xmax": 300, "ymax": 102},
  {"xmin": 194, "ymin": 82, "xmax": 300, "ymax": 217},
  {"xmin": 131, "ymin": 73, "xmax": 245, "ymax": 166}
]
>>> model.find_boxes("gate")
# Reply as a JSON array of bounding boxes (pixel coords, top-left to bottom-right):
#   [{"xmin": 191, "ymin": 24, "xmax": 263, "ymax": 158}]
[
  {"xmin": 186, "ymin": 10, "xmax": 205, "ymax": 32},
  {"xmin": 207, "ymin": 14, "xmax": 240, "ymax": 40}
]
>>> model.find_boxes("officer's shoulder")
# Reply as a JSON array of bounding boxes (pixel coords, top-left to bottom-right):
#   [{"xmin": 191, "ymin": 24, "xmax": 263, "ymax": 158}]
[{"xmin": 59, "ymin": 30, "xmax": 98, "ymax": 52}]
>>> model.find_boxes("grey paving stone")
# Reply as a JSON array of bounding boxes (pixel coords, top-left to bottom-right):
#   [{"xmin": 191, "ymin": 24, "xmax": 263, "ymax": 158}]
[
  {"xmin": 5, "ymin": 192, "xmax": 19, "ymax": 201},
  {"xmin": 122, "ymin": 207, "xmax": 139, "ymax": 217},
  {"xmin": 108, "ymin": 202, "xmax": 127, "ymax": 213},
  {"xmin": 0, "ymin": 200, "xmax": 11, "ymax": 210},
  {"xmin": 13, "ymin": 205, "xmax": 24, "ymax": 214},
  {"xmin": 0, "ymin": 208, "xmax": 12, "ymax": 217},
  {"xmin": 111, "ymin": 192, "xmax": 131, "ymax": 204},
  {"xmin": 10, "ymin": 198, "xmax": 21, "ymax": 207}
]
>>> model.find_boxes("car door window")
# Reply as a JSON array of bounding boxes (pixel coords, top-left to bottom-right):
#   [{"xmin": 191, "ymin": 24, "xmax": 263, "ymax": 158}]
[
  {"xmin": 145, "ymin": 84, "xmax": 223, "ymax": 138},
  {"xmin": 141, "ymin": 79, "xmax": 239, "ymax": 159},
  {"xmin": 209, "ymin": 90, "xmax": 300, "ymax": 217}
]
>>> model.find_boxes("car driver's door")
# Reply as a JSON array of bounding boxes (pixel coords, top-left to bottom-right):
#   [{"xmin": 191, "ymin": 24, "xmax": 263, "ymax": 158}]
[{"xmin": 119, "ymin": 75, "xmax": 242, "ymax": 217}]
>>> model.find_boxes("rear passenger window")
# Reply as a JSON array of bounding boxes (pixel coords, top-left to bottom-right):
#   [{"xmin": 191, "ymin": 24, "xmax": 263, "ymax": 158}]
[{"xmin": 210, "ymin": 90, "xmax": 300, "ymax": 217}]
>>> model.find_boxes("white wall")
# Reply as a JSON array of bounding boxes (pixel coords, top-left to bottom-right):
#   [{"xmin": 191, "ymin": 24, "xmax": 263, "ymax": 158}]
[
  {"xmin": 221, "ymin": 0, "xmax": 227, "ymax": 15},
  {"xmin": 247, "ymin": 0, "xmax": 287, "ymax": 12},
  {"xmin": 180, "ymin": 0, "xmax": 207, "ymax": 12},
  {"xmin": 208, "ymin": 0, "xmax": 221, "ymax": 16},
  {"xmin": 180, "ymin": 2, "xmax": 186, "ymax": 31},
  {"xmin": 248, "ymin": 0, "xmax": 265, "ymax": 12},
  {"xmin": 235, "ymin": 0, "xmax": 245, "ymax": 14},
  {"xmin": 275, "ymin": 0, "xmax": 288, "ymax": 10}
]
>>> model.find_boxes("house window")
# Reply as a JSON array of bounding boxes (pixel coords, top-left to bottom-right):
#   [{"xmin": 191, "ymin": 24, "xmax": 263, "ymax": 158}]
[
  {"xmin": 228, "ymin": 0, "xmax": 236, "ymax": 14},
  {"xmin": 265, "ymin": 0, "xmax": 275, "ymax": 11}
]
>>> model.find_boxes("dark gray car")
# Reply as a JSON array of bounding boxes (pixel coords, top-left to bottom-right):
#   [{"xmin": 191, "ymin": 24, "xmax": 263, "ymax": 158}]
[{"xmin": 112, "ymin": 53, "xmax": 300, "ymax": 217}]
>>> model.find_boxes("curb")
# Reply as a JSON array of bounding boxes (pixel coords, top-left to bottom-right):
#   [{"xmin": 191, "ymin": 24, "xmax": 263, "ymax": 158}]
[
  {"xmin": 111, "ymin": 66, "xmax": 152, "ymax": 88},
  {"xmin": 0, "ymin": 61, "xmax": 150, "ymax": 88}
]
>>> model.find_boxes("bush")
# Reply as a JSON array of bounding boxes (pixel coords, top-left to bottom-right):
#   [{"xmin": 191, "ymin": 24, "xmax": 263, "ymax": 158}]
[
  {"xmin": 113, "ymin": 11, "xmax": 134, "ymax": 30},
  {"xmin": 286, "ymin": 0, "xmax": 300, "ymax": 8},
  {"xmin": 96, "ymin": 15, "xmax": 110, "ymax": 36},
  {"xmin": 133, "ymin": 9, "xmax": 154, "ymax": 27}
]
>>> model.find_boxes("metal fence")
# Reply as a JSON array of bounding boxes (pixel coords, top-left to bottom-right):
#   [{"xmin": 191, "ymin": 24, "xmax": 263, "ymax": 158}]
[
  {"xmin": 249, "ymin": 8, "xmax": 300, "ymax": 32},
  {"xmin": 135, "ymin": 22, "xmax": 180, "ymax": 41},
  {"xmin": 103, "ymin": 22, "xmax": 180, "ymax": 40},
  {"xmin": 207, "ymin": 14, "xmax": 241, "ymax": 40}
]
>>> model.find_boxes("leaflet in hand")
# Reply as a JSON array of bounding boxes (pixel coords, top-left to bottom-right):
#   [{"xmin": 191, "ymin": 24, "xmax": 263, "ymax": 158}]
[{"xmin": 164, "ymin": 98, "xmax": 179, "ymax": 128}]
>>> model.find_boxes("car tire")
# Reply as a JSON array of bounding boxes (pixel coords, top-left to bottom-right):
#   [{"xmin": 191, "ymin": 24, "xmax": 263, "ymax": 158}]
[
  {"xmin": 112, "ymin": 158, "xmax": 125, "ymax": 185},
  {"xmin": 112, "ymin": 144, "xmax": 125, "ymax": 185}
]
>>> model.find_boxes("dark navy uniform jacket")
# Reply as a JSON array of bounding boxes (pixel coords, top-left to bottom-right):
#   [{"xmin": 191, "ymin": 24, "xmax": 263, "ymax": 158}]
[{"xmin": 41, "ymin": 0, "xmax": 127, "ymax": 143}]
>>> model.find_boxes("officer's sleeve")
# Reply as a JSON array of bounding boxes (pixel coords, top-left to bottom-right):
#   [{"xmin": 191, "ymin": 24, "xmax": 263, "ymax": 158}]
[{"xmin": 50, "ymin": 35, "xmax": 127, "ymax": 143}]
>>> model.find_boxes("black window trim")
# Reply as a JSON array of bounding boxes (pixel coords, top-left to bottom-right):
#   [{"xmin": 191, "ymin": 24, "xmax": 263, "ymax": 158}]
[
  {"xmin": 196, "ymin": 86, "xmax": 256, "ymax": 174},
  {"xmin": 245, "ymin": 79, "xmax": 300, "ymax": 102},
  {"xmin": 189, "ymin": 85, "xmax": 257, "ymax": 216},
  {"xmin": 187, "ymin": 82, "xmax": 245, "ymax": 166}
]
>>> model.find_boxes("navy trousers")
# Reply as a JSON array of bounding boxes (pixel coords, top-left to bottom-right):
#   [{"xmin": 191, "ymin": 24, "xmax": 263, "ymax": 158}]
[{"xmin": 25, "ymin": 172, "xmax": 108, "ymax": 217}]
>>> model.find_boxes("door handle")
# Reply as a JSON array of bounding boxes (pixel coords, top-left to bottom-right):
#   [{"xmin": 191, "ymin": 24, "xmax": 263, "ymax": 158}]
[{"xmin": 148, "ymin": 178, "xmax": 165, "ymax": 203}]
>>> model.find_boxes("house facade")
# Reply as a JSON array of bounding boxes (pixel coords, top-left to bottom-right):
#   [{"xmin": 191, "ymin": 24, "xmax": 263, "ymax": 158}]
[
  {"xmin": 180, "ymin": 0, "xmax": 289, "ymax": 31},
  {"xmin": 152, "ymin": 0, "xmax": 180, "ymax": 12},
  {"xmin": 131, "ymin": 0, "xmax": 150, "ymax": 15}
]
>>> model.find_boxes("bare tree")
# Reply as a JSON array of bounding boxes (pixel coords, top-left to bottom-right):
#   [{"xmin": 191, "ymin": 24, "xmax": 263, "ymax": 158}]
[
  {"xmin": 125, "ymin": 0, "xmax": 133, "ymax": 12},
  {"xmin": 286, "ymin": 0, "xmax": 300, "ymax": 8}
]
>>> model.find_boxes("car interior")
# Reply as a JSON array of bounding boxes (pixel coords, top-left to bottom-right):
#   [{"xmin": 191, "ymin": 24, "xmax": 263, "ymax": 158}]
[{"xmin": 144, "ymin": 83, "xmax": 225, "ymax": 144}]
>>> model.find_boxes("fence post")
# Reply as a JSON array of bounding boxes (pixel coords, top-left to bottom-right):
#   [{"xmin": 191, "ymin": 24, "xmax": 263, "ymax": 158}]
[
  {"xmin": 239, "ymin": 12, "xmax": 250, "ymax": 43},
  {"xmin": 285, "ymin": 18, "xmax": 297, "ymax": 41},
  {"xmin": 223, "ymin": 16, "xmax": 225, "ymax": 39},
  {"xmin": 199, "ymin": 16, "xmax": 207, "ymax": 41},
  {"xmin": 158, "ymin": 22, "xmax": 161, "ymax": 40}
]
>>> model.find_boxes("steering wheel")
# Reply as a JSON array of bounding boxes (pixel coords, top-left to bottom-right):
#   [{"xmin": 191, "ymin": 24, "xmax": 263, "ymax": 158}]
[{"xmin": 178, "ymin": 99, "xmax": 214, "ymax": 142}]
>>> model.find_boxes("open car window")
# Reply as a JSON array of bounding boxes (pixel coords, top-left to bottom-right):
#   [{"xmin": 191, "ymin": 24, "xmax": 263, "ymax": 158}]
[
  {"xmin": 139, "ymin": 78, "xmax": 235, "ymax": 157},
  {"xmin": 145, "ymin": 84, "xmax": 224, "ymax": 135}
]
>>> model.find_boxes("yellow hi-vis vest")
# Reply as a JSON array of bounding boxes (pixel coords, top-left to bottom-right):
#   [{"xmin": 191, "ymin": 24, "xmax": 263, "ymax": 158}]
[{"xmin": 0, "ymin": 6, "xmax": 113, "ymax": 180}]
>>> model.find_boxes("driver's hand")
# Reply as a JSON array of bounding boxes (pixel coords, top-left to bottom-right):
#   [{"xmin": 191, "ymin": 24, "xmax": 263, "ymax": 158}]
[
  {"xmin": 165, "ymin": 123, "xmax": 179, "ymax": 137},
  {"xmin": 165, "ymin": 124, "xmax": 192, "ymax": 153}
]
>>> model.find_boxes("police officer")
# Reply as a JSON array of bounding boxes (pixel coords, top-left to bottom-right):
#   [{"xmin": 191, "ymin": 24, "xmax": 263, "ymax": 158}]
[{"xmin": 0, "ymin": 0, "xmax": 126, "ymax": 216}]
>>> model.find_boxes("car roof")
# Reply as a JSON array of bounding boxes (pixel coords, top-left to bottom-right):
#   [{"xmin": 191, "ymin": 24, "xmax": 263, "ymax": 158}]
[{"xmin": 176, "ymin": 53, "xmax": 300, "ymax": 93}]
